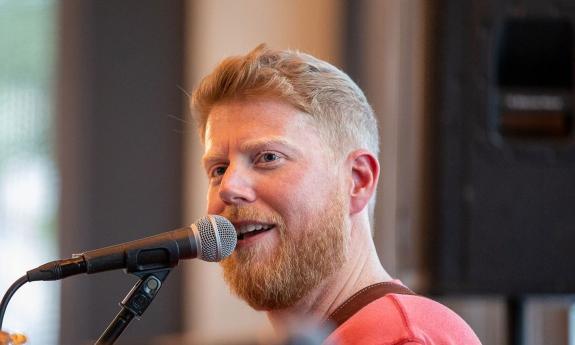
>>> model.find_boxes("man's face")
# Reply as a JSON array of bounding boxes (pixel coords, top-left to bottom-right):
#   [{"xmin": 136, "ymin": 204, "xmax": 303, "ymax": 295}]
[{"xmin": 203, "ymin": 98, "xmax": 349, "ymax": 310}]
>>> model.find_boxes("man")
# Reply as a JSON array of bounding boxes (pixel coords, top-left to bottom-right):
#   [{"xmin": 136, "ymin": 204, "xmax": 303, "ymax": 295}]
[{"xmin": 191, "ymin": 44, "xmax": 481, "ymax": 345}]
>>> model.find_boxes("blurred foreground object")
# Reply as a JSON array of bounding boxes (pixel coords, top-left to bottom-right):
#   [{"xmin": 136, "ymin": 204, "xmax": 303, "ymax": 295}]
[{"xmin": 0, "ymin": 331, "xmax": 27, "ymax": 345}]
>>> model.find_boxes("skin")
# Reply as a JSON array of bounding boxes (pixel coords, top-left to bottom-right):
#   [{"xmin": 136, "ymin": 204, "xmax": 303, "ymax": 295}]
[{"xmin": 202, "ymin": 97, "xmax": 392, "ymax": 329}]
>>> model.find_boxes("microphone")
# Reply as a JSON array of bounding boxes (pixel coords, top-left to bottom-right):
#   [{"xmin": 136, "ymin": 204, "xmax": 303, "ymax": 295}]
[{"xmin": 26, "ymin": 215, "xmax": 236, "ymax": 282}]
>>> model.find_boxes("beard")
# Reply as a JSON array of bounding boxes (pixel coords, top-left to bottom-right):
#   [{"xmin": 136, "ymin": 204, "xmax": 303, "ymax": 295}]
[{"xmin": 220, "ymin": 192, "xmax": 349, "ymax": 311}]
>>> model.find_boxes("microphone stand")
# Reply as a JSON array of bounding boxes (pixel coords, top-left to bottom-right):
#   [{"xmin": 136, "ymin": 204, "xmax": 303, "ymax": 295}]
[{"xmin": 94, "ymin": 269, "xmax": 171, "ymax": 345}]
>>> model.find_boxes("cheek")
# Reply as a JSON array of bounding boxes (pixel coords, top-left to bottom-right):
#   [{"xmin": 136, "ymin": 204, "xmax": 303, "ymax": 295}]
[
  {"xmin": 206, "ymin": 187, "xmax": 223, "ymax": 214},
  {"xmin": 266, "ymin": 166, "xmax": 335, "ymax": 222}
]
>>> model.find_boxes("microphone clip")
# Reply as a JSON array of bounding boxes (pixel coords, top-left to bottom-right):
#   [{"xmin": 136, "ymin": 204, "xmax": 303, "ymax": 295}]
[{"xmin": 95, "ymin": 269, "xmax": 171, "ymax": 345}]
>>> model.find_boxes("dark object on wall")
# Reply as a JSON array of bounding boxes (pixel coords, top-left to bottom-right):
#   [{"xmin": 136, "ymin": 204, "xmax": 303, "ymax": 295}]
[
  {"xmin": 58, "ymin": 1, "xmax": 185, "ymax": 344},
  {"xmin": 430, "ymin": 0, "xmax": 575, "ymax": 295}
]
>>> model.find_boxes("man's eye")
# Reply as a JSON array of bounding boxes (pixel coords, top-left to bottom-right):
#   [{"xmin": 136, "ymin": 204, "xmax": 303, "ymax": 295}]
[
  {"xmin": 256, "ymin": 152, "xmax": 281, "ymax": 164},
  {"xmin": 210, "ymin": 166, "xmax": 227, "ymax": 177},
  {"xmin": 262, "ymin": 153, "xmax": 279, "ymax": 162}
]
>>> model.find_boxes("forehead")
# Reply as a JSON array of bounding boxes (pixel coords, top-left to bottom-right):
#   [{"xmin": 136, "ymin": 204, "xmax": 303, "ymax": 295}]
[{"xmin": 204, "ymin": 98, "xmax": 320, "ymax": 149}]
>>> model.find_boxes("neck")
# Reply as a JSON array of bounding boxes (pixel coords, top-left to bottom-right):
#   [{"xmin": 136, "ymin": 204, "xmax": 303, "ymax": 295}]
[{"xmin": 266, "ymin": 216, "xmax": 392, "ymax": 331}]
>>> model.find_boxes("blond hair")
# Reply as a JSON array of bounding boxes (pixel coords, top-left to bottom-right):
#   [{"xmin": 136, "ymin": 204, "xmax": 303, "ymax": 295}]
[
  {"xmin": 191, "ymin": 44, "xmax": 379, "ymax": 223},
  {"xmin": 191, "ymin": 44, "xmax": 379, "ymax": 158}
]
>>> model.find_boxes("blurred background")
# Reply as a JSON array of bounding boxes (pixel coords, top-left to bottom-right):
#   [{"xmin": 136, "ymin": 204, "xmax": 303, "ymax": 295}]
[{"xmin": 1, "ymin": 0, "xmax": 575, "ymax": 344}]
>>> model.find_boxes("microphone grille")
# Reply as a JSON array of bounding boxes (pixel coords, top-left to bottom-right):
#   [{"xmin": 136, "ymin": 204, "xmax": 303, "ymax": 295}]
[{"xmin": 195, "ymin": 215, "xmax": 237, "ymax": 262}]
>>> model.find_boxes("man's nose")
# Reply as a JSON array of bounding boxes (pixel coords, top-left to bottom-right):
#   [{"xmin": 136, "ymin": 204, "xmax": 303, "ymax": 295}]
[{"xmin": 218, "ymin": 164, "xmax": 256, "ymax": 205}]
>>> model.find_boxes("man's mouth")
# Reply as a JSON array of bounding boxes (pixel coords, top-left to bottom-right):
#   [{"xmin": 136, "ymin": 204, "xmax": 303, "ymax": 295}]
[{"xmin": 236, "ymin": 223, "xmax": 275, "ymax": 240}]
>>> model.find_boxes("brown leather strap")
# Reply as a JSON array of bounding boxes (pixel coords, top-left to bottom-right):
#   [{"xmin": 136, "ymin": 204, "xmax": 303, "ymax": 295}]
[{"xmin": 325, "ymin": 282, "xmax": 416, "ymax": 329}]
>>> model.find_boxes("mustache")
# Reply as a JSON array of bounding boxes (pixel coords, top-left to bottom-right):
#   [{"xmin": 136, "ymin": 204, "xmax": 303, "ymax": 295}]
[{"xmin": 220, "ymin": 206, "xmax": 283, "ymax": 225}]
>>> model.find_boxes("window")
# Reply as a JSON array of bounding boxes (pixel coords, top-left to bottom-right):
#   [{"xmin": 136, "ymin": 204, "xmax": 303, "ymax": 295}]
[{"xmin": 0, "ymin": 1, "xmax": 58, "ymax": 344}]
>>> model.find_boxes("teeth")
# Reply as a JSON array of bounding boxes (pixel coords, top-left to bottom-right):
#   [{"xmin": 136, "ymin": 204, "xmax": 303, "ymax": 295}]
[{"xmin": 238, "ymin": 223, "xmax": 272, "ymax": 234}]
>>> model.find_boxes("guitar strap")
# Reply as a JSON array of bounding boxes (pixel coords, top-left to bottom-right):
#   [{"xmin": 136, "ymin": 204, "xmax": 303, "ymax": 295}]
[{"xmin": 325, "ymin": 281, "xmax": 416, "ymax": 329}]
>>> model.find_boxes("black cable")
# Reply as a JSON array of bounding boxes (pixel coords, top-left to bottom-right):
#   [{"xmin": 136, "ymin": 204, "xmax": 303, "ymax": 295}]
[{"xmin": 0, "ymin": 275, "xmax": 28, "ymax": 330}]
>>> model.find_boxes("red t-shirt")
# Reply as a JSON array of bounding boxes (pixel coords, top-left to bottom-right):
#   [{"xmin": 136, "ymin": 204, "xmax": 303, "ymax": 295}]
[{"xmin": 325, "ymin": 293, "xmax": 482, "ymax": 345}]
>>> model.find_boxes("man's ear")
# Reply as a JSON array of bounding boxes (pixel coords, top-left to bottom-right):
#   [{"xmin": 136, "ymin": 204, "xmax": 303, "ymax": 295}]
[{"xmin": 347, "ymin": 150, "xmax": 380, "ymax": 215}]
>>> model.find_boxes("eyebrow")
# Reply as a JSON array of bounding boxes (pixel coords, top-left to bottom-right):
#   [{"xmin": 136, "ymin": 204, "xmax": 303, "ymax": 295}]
[
  {"xmin": 202, "ymin": 136, "xmax": 301, "ymax": 170},
  {"xmin": 239, "ymin": 136, "xmax": 300, "ymax": 153}
]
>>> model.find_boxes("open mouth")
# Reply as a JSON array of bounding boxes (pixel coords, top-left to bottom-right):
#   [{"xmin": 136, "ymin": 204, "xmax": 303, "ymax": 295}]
[{"xmin": 236, "ymin": 223, "xmax": 275, "ymax": 240}]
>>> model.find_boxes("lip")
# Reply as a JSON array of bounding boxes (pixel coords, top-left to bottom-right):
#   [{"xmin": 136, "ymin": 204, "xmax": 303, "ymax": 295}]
[
  {"xmin": 236, "ymin": 227, "xmax": 274, "ymax": 247},
  {"xmin": 237, "ymin": 222, "xmax": 274, "ymax": 234},
  {"xmin": 232, "ymin": 221, "xmax": 276, "ymax": 248}
]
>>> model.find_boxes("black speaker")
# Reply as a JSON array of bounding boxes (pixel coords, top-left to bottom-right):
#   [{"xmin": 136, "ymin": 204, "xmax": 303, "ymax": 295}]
[{"xmin": 431, "ymin": 0, "xmax": 575, "ymax": 294}]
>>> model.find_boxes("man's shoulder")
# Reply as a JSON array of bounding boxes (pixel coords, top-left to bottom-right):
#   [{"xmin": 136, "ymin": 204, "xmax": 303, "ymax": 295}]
[
  {"xmin": 383, "ymin": 294, "xmax": 482, "ymax": 343},
  {"xmin": 326, "ymin": 294, "xmax": 482, "ymax": 345}
]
